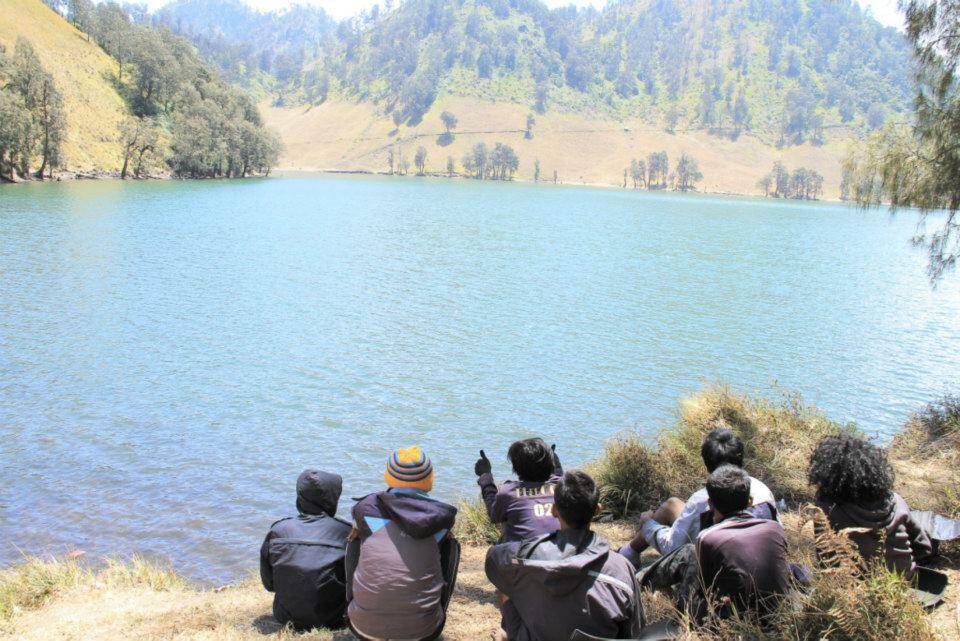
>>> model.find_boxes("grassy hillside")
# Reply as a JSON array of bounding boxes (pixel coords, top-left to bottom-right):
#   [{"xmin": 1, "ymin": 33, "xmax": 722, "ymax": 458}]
[
  {"xmin": 264, "ymin": 94, "xmax": 851, "ymax": 198},
  {"xmin": 0, "ymin": 0, "xmax": 126, "ymax": 172}
]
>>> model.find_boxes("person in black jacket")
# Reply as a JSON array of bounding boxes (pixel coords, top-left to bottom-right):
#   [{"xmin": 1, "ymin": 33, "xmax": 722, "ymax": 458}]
[{"xmin": 260, "ymin": 469, "xmax": 353, "ymax": 631}]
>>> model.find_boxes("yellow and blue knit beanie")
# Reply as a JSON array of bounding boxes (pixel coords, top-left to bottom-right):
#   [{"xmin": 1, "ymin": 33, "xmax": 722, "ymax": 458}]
[{"xmin": 385, "ymin": 446, "xmax": 434, "ymax": 492}]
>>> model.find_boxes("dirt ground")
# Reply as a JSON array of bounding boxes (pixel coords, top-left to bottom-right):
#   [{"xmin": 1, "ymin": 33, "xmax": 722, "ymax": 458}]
[
  {"xmin": 262, "ymin": 95, "xmax": 852, "ymax": 200},
  {"xmin": 3, "ymin": 517, "xmax": 957, "ymax": 641}
]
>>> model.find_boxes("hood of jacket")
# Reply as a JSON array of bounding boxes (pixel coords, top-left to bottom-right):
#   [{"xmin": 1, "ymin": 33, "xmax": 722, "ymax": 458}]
[
  {"xmin": 375, "ymin": 491, "xmax": 457, "ymax": 539},
  {"xmin": 830, "ymin": 493, "xmax": 896, "ymax": 530},
  {"xmin": 296, "ymin": 469, "xmax": 342, "ymax": 517},
  {"xmin": 512, "ymin": 529, "xmax": 610, "ymax": 597}
]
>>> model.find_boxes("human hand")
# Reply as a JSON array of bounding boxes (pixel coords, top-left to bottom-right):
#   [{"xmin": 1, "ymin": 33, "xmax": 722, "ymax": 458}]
[
  {"xmin": 639, "ymin": 510, "xmax": 655, "ymax": 524},
  {"xmin": 474, "ymin": 449, "xmax": 492, "ymax": 476},
  {"xmin": 550, "ymin": 443, "xmax": 562, "ymax": 474}
]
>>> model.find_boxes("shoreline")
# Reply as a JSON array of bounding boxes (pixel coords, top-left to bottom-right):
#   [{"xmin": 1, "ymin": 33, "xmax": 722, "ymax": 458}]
[
  {"xmin": 1, "ymin": 165, "xmax": 844, "ymax": 206},
  {"xmin": 273, "ymin": 166, "xmax": 846, "ymax": 204}
]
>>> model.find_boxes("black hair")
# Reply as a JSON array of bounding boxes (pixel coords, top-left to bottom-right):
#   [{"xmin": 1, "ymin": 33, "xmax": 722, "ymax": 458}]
[
  {"xmin": 554, "ymin": 470, "xmax": 599, "ymax": 529},
  {"xmin": 705, "ymin": 464, "xmax": 751, "ymax": 516},
  {"xmin": 808, "ymin": 434, "xmax": 894, "ymax": 505},
  {"xmin": 508, "ymin": 438, "xmax": 555, "ymax": 483},
  {"xmin": 701, "ymin": 428, "xmax": 745, "ymax": 472}
]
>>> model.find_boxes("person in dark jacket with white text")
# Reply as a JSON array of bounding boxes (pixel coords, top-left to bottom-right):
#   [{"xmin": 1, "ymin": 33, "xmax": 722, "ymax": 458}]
[
  {"xmin": 260, "ymin": 469, "xmax": 353, "ymax": 631},
  {"xmin": 475, "ymin": 438, "xmax": 563, "ymax": 543},
  {"xmin": 486, "ymin": 470, "xmax": 644, "ymax": 641}
]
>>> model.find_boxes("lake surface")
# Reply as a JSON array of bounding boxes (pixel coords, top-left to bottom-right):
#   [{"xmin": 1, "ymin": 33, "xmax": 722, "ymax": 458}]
[{"xmin": 2, "ymin": 174, "xmax": 959, "ymax": 582}]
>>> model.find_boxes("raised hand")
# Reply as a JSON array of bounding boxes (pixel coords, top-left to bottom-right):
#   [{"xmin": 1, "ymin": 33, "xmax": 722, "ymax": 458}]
[
  {"xmin": 551, "ymin": 443, "xmax": 562, "ymax": 474},
  {"xmin": 474, "ymin": 449, "xmax": 492, "ymax": 476}
]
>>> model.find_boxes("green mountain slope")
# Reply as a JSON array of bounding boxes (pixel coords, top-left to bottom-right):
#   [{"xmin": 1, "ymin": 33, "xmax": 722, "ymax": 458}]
[
  {"xmin": 158, "ymin": 0, "xmax": 912, "ymax": 145},
  {"xmin": 0, "ymin": 0, "xmax": 127, "ymax": 171},
  {"xmin": 323, "ymin": 0, "xmax": 911, "ymax": 142}
]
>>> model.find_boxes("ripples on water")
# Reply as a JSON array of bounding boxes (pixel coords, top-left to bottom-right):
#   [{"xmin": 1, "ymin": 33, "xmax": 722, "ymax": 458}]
[{"xmin": 1, "ymin": 175, "xmax": 959, "ymax": 582}]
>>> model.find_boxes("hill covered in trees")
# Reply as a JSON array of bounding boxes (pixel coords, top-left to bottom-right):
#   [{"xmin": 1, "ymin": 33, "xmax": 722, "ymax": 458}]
[
  {"xmin": 158, "ymin": 0, "xmax": 912, "ymax": 145},
  {"xmin": 0, "ymin": 0, "xmax": 128, "ymax": 174},
  {"xmin": 1, "ymin": 0, "xmax": 279, "ymax": 181}
]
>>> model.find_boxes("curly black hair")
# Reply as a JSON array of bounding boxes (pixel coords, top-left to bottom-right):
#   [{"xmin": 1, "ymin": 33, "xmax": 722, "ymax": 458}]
[{"xmin": 807, "ymin": 434, "xmax": 894, "ymax": 504}]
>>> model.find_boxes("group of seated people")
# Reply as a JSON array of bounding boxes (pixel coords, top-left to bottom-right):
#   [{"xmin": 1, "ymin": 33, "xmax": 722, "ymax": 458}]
[{"xmin": 260, "ymin": 431, "xmax": 937, "ymax": 640}]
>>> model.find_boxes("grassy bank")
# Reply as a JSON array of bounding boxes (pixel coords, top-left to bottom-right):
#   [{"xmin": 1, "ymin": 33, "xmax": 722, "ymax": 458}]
[{"xmin": 3, "ymin": 385, "xmax": 957, "ymax": 640}]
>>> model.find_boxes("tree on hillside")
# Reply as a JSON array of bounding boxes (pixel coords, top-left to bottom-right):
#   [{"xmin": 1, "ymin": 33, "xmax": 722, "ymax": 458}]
[
  {"xmin": 34, "ymin": 74, "xmax": 65, "ymax": 179},
  {"xmin": 846, "ymin": 0, "xmax": 960, "ymax": 280},
  {"xmin": 414, "ymin": 145, "xmax": 427, "ymax": 175},
  {"xmin": 462, "ymin": 142, "xmax": 488, "ymax": 179},
  {"xmin": 0, "ymin": 91, "xmax": 31, "ymax": 182},
  {"xmin": 387, "ymin": 146, "xmax": 395, "ymax": 174},
  {"xmin": 757, "ymin": 174, "xmax": 772, "ymax": 197},
  {"xmin": 446, "ymin": 155, "xmax": 455, "ymax": 177},
  {"xmin": 674, "ymin": 153, "xmax": 703, "ymax": 191},
  {"xmin": 96, "ymin": 2, "xmax": 132, "ymax": 81},
  {"xmin": 7, "ymin": 39, "xmax": 64, "ymax": 180},
  {"xmin": 68, "ymin": 0, "xmax": 95, "ymax": 41},
  {"xmin": 119, "ymin": 116, "xmax": 161, "ymax": 179},
  {"xmin": 534, "ymin": 82, "xmax": 549, "ymax": 114},
  {"xmin": 771, "ymin": 161, "xmax": 791, "ymax": 198},
  {"xmin": 303, "ymin": 66, "xmax": 330, "ymax": 105},
  {"xmin": 489, "ymin": 142, "xmax": 519, "ymax": 180},
  {"xmin": 440, "ymin": 111, "xmax": 457, "ymax": 134},
  {"xmin": 534, "ymin": 158, "xmax": 541, "ymax": 182},
  {"xmin": 525, "ymin": 113, "xmax": 535, "ymax": 140},
  {"xmin": 646, "ymin": 151, "xmax": 668, "ymax": 189},
  {"xmin": 630, "ymin": 158, "xmax": 646, "ymax": 189}
]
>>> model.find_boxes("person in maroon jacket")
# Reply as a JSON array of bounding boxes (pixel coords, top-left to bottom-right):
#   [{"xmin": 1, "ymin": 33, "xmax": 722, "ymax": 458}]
[
  {"xmin": 474, "ymin": 438, "xmax": 562, "ymax": 543},
  {"xmin": 641, "ymin": 465, "xmax": 792, "ymax": 624},
  {"xmin": 695, "ymin": 465, "xmax": 792, "ymax": 620}
]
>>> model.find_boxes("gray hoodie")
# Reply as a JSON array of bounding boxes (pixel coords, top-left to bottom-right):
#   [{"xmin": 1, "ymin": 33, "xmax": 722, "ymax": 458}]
[
  {"xmin": 485, "ymin": 529, "xmax": 644, "ymax": 641},
  {"xmin": 817, "ymin": 492, "xmax": 933, "ymax": 579}
]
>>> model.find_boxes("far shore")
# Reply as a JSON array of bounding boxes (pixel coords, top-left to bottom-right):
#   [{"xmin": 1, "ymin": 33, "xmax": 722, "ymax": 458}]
[
  {"xmin": 0, "ymin": 164, "xmax": 857, "ymax": 208},
  {"xmin": 274, "ymin": 166, "xmax": 847, "ymax": 204}
]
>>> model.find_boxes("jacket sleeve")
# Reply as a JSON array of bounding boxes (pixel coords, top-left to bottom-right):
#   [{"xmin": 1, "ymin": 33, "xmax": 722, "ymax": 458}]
[
  {"xmin": 901, "ymin": 497, "xmax": 934, "ymax": 561},
  {"xmin": 484, "ymin": 541, "xmax": 521, "ymax": 595},
  {"xmin": 478, "ymin": 473, "xmax": 507, "ymax": 523},
  {"xmin": 259, "ymin": 530, "xmax": 274, "ymax": 592},
  {"xmin": 616, "ymin": 569, "xmax": 645, "ymax": 638}
]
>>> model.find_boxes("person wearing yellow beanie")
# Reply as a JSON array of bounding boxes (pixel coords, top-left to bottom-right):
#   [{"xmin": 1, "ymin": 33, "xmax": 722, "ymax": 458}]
[
  {"xmin": 347, "ymin": 446, "xmax": 459, "ymax": 641},
  {"xmin": 384, "ymin": 446, "xmax": 434, "ymax": 493}
]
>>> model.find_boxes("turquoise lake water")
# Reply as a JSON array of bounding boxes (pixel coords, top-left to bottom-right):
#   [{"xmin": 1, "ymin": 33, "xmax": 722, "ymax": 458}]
[{"xmin": 2, "ymin": 174, "xmax": 959, "ymax": 581}]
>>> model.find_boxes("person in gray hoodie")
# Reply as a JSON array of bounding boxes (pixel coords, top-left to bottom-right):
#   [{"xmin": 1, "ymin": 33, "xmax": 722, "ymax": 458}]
[
  {"xmin": 346, "ymin": 447, "xmax": 460, "ymax": 641},
  {"xmin": 260, "ymin": 470, "xmax": 353, "ymax": 631},
  {"xmin": 485, "ymin": 470, "xmax": 644, "ymax": 641},
  {"xmin": 808, "ymin": 434, "xmax": 932, "ymax": 579}
]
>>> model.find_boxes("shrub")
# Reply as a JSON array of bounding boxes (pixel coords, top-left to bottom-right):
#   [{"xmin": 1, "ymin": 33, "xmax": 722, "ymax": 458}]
[
  {"xmin": 590, "ymin": 432, "xmax": 669, "ymax": 518},
  {"xmin": 892, "ymin": 393, "xmax": 960, "ymax": 519},
  {"xmin": 657, "ymin": 385, "xmax": 853, "ymax": 502},
  {"xmin": 453, "ymin": 498, "xmax": 501, "ymax": 545},
  {"xmin": 0, "ymin": 556, "xmax": 184, "ymax": 625}
]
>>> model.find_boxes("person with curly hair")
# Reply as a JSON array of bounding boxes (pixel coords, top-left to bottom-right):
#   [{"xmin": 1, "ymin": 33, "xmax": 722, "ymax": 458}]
[{"xmin": 808, "ymin": 434, "xmax": 932, "ymax": 579}]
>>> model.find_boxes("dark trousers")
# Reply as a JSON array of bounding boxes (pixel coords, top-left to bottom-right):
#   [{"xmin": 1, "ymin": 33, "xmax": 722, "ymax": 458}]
[{"xmin": 639, "ymin": 543, "xmax": 703, "ymax": 619}]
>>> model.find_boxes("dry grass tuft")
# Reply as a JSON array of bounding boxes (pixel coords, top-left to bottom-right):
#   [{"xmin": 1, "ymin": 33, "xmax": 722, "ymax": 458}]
[
  {"xmin": 0, "ymin": 557, "xmax": 89, "ymax": 623},
  {"xmin": 591, "ymin": 385, "xmax": 851, "ymax": 518},
  {"xmin": 0, "ymin": 555, "xmax": 183, "ymax": 627},
  {"xmin": 893, "ymin": 394, "xmax": 960, "ymax": 520},
  {"xmin": 658, "ymin": 385, "xmax": 853, "ymax": 502},
  {"xmin": 452, "ymin": 498, "xmax": 501, "ymax": 545},
  {"xmin": 590, "ymin": 431, "xmax": 670, "ymax": 518}
]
